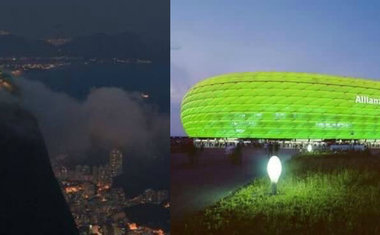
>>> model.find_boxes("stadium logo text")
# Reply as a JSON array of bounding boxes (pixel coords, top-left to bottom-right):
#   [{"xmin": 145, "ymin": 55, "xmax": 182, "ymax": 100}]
[{"xmin": 356, "ymin": 95, "xmax": 380, "ymax": 105}]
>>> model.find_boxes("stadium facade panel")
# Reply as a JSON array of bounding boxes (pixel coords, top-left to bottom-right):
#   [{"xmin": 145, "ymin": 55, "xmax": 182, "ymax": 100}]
[{"xmin": 181, "ymin": 72, "xmax": 380, "ymax": 139}]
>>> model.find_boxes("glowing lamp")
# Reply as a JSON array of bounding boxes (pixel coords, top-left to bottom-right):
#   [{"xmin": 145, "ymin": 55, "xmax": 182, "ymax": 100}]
[
  {"xmin": 307, "ymin": 144, "xmax": 312, "ymax": 152},
  {"xmin": 267, "ymin": 156, "xmax": 282, "ymax": 183},
  {"xmin": 267, "ymin": 155, "xmax": 282, "ymax": 194}
]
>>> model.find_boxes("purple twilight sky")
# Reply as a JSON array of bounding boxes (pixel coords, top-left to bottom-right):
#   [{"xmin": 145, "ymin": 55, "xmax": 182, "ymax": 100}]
[{"xmin": 171, "ymin": 0, "xmax": 380, "ymax": 136}]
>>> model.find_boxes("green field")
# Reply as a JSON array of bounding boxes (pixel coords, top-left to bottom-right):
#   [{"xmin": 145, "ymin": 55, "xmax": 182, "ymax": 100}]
[{"xmin": 174, "ymin": 151, "xmax": 380, "ymax": 234}]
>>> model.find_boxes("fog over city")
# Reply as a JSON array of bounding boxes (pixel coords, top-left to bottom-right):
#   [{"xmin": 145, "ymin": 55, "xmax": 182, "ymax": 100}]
[{"xmin": 0, "ymin": 76, "xmax": 169, "ymax": 161}]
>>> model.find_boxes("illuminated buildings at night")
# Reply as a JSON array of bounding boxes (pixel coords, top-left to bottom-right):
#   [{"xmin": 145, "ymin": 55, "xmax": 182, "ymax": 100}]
[
  {"xmin": 109, "ymin": 148, "xmax": 123, "ymax": 177},
  {"xmin": 51, "ymin": 149, "xmax": 169, "ymax": 234}
]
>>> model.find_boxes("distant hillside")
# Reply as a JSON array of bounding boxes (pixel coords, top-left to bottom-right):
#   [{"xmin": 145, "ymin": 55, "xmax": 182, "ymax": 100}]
[
  {"xmin": 0, "ymin": 34, "xmax": 56, "ymax": 57},
  {"xmin": 0, "ymin": 32, "xmax": 168, "ymax": 61},
  {"xmin": 61, "ymin": 32, "xmax": 145, "ymax": 59}
]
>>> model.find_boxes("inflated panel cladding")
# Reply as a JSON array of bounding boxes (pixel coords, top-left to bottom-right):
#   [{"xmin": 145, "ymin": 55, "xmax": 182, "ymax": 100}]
[{"xmin": 181, "ymin": 72, "xmax": 380, "ymax": 139}]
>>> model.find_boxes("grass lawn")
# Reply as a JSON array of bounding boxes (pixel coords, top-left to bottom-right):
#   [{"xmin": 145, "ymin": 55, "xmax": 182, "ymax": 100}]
[{"xmin": 173, "ymin": 151, "xmax": 380, "ymax": 234}]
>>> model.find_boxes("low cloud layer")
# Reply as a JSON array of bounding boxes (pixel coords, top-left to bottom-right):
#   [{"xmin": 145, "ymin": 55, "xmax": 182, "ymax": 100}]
[{"xmin": 0, "ymin": 76, "xmax": 169, "ymax": 161}]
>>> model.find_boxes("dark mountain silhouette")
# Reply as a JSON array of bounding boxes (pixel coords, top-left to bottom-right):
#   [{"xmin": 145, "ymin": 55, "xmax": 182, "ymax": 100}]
[
  {"xmin": 60, "ymin": 32, "xmax": 146, "ymax": 59},
  {"xmin": 0, "ymin": 32, "xmax": 168, "ymax": 61},
  {"xmin": 0, "ymin": 103, "xmax": 78, "ymax": 235},
  {"xmin": 0, "ymin": 34, "xmax": 56, "ymax": 57}
]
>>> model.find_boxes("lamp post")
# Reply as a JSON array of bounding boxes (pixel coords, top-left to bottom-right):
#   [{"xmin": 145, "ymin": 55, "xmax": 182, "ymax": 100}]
[{"xmin": 267, "ymin": 155, "xmax": 282, "ymax": 195}]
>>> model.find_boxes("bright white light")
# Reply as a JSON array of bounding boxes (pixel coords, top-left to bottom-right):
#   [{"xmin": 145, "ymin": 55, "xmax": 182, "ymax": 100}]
[
  {"xmin": 267, "ymin": 156, "xmax": 282, "ymax": 183},
  {"xmin": 307, "ymin": 144, "xmax": 312, "ymax": 152}
]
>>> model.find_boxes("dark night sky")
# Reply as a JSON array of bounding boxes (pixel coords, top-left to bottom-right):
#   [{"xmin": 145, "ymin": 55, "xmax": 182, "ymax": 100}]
[{"xmin": 0, "ymin": 0, "xmax": 169, "ymax": 39}]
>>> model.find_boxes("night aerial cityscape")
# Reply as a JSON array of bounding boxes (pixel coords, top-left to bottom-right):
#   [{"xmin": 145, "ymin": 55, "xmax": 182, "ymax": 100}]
[{"xmin": 0, "ymin": 0, "xmax": 169, "ymax": 234}]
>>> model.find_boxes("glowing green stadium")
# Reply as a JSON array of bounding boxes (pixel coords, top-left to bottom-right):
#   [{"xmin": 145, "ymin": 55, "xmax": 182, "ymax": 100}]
[{"xmin": 181, "ymin": 72, "xmax": 380, "ymax": 139}]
